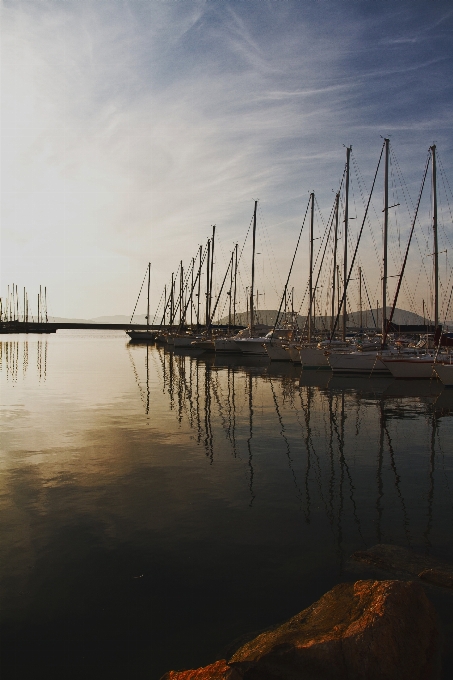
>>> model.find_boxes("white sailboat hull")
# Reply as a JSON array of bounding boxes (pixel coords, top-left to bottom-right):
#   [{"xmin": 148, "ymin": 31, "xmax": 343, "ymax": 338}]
[
  {"xmin": 127, "ymin": 330, "xmax": 156, "ymax": 341},
  {"xmin": 266, "ymin": 342, "xmax": 291, "ymax": 361},
  {"xmin": 215, "ymin": 338, "xmax": 242, "ymax": 353},
  {"xmin": 234, "ymin": 338, "xmax": 269, "ymax": 356},
  {"xmin": 173, "ymin": 336, "xmax": 199, "ymax": 348},
  {"xmin": 299, "ymin": 347, "xmax": 331, "ymax": 370},
  {"xmin": 328, "ymin": 351, "xmax": 391, "ymax": 375},
  {"xmin": 382, "ymin": 357, "xmax": 437, "ymax": 380},
  {"xmin": 434, "ymin": 363, "xmax": 453, "ymax": 387}
]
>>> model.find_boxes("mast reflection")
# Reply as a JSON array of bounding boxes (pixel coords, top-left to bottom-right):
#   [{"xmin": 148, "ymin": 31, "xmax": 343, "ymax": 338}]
[{"xmin": 127, "ymin": 346, "xmax": 453, "ymax": 562}]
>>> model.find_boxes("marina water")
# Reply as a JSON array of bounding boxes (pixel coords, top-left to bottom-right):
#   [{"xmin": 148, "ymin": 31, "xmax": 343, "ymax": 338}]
[{"xmin": 1, "ymin": 331, "xmax": 453, "ymax": 678}]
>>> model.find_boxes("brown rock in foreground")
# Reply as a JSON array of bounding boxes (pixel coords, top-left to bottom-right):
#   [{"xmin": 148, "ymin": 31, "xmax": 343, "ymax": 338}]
[
  {"xmin": 161, "ymin": 580, "xmax": 440, "ymax": 680},
  {"xmin": 162, "ymin": 660, "xmax": 239, "ymax": 680}
]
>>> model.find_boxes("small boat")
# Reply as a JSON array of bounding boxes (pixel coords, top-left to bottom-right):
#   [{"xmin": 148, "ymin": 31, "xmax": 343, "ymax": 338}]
[
  {"xmin": 127, "ymin": 329, "xmax": 157, "ymax": 342},
  {"xmin": 127, "ymin": 262, "xmax": 156, "ymax": 343}
]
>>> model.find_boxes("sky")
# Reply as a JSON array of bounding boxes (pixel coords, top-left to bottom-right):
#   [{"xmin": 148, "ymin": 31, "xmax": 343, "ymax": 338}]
[{"xmin": 2, "ymin": 0, "xmax": 453, "ymax": 321}]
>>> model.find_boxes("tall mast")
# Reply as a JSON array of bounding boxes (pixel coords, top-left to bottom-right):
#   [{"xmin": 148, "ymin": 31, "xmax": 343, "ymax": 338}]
[
  {"xmin": 191, "ymin": 258, "xmax": 194, "ymax": 327},
  {"xmin": 431, "ymin": 144, "xmax": 439, "ymax": 328},
  {"xmin": 147, "ymin": 263, "xmax": 151, "ymax": 330},
  {"xmin": 382, "ymin": 138, "xmax": 390, "ymax": 337},
  {"xmin": 164, "ymin": 285, "xmax": 167, "ymax": 326},
  {"xmin": 205, "ymin": 239, "xmax": 211, "ymax": 327},
  {"xmin": 170, "ymin": 273, "xmax": 174, "ymax": 324},
  {"xmin": 331, "ymin": 192, "xmax": 339, "ymax": 334},
  {"xmin": 179, "ymin": 261, "xmax": 183, "ymax": 326},
  {"xmin": 228, "ymin": 251, "xmax": 233, "ymax": 328},
  {"xmin": 209, "ymin": 226, "xmax": 215, "ymax": 324},
  {"xmin": 250, "ymin": 201, "xmax": 257, "ymax": 336},
  {"xmin": 359, "ymin": 266, "xmax": 362, "ymax": 331},
  {"xmin": 233, "ymin": 243, "xmax": 238, "ymax": 328},
  {"xmin": 343, "ymin": 146, "xmax": 351, "ymax": 341},
  {"xmin": 197, "ymin": 246, "xmax": 202, "ymax": 326},
  {"xmin": 308, "ymin": 192, "xmax": 315, "ymax": 343}
]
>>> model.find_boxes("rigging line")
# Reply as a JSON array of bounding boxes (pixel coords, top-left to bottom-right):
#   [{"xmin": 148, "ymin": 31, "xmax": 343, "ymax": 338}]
[
  {"xmin": 437, "ymin": 151, "xmax": 453, "ymax": 211},
  {"xmin": 383, "ymin": 148, "xmax": 432, "ymax": 345},
  {"xmin": 331, "ymin": 141, "xmax": 385, "ymax": 339},
  {"xmin": 297, "ymin": 195, "xmax": 339, "ymax": 334},
  {"xmin": 437, "ymin": 162, "xmax": 453, "ymax": 250},
  {"xmin": 257, "ymin": 203, "xmax": 283, "ymax": 295},
  {"xmin": 130, "ymin": 266, "xmax": 149, "ymax": 324},
  {"xmin": 273, "ymin": 196, "xmax": 311, "ymax": 331},
  {"xmin": 361, "ymin": 274, "xmax": 377, "ymax": 327},
  {"xmin": 351, "ymin": 152, "xmax": 383, "ymax": 276},
  {"xmin": 152, "ymin": 286, "xmax": 166, "ymax": 325},
  {"xmin": 238, "ymin": 212, "xmax": 254, "ymax": 266},
  {"xmin": 443, "ymin": 282, "xmax": 453, "ymax": 325}
]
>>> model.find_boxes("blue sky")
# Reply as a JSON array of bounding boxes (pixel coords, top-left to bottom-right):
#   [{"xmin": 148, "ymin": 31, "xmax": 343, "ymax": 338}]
[{"xmin": 2, "ymin": 0, "xmax": 453, "ymax": 319}]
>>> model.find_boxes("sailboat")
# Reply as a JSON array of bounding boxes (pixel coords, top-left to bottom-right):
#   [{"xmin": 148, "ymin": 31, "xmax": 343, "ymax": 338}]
[
  {"xmin": 328, "ymin": 140, "xmax": 397, "ymax": 376},
  {"xmin": 380, "ymin": 145, "xmax": 448, "ymax": 379},
  {"xmin": 127, "ymin": 263, "xmax": 157, "ymax": 342},
  {"xmin": 234, "ymin": 201, "xmax": 272, "ymax": 356}
]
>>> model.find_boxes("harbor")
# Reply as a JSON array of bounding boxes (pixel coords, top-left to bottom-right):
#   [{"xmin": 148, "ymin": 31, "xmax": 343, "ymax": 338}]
[{"xmin": 3, "ymin": 1, "xmax": 453, "ymax": 677}]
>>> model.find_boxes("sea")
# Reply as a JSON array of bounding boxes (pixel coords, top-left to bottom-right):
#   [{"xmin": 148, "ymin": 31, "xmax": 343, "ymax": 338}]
[{"xmin": 1, "ymin": 330, "xmax": 453, "ymax": 679}]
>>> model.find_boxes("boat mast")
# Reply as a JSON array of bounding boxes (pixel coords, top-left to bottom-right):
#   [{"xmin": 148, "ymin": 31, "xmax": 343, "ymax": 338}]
[
  {"xmin": 431, "ymin": 144, "xmax": 439, "ymax": 328},
  {"xmin": 359, "ymin": 266, "xmax": 362, "ymax": 331},
  {"xmin": 308, "ymin": 192, "xmax": 315, "ymax": 343},
  {"xmin": 164, "ymin": 285, "xmax": 167, "ymax": 326},
  {"xmin": 250, "ymin": 201, "xmax": 257, "ymax": 337},
  {"xmin": 205, "ymin": 239, "xmax": 211, "ymax": 327},
  {"xmin": 147, "ymin": 263, "xmax": 151, "ymax": 331},
  {"xmin": 197, "ymin": 245, "xmax": 202, "ymax": 326},
  {"xmin": 228, "ymin": 251, "xmax": 233, "ymax": 329},
  {"xmin": 382, "ymin": 138, "xmax": 390, "ymax": 338},
  {"xmin": 170, "ymin": 273, "xmax": 174, "ymax": 325},
  {"xmin": 343, "ymin": 146, "xmax": 351, "ymax": 341},
  {"xmin": 209, "ymin": 225, "xmax": 215, "ymax": 325},
  {"xmin": 191, "ymin": 258, "xmax": 194, "ymax": 327},
  {"xmin": 233, "ymin": 243, "xmax": 238, "ymax": 328},
  {"xmin": 179, "ymin": 261, "xmax": 183, "ymax": 326},
  {"xmin": 331, "ymin": 192, "xmax": 339, "ymax": 335}
]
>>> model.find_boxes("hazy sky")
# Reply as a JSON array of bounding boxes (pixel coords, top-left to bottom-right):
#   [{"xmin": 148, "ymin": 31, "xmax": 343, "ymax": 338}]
[{"xmin": 2, "ymin": 0, "xmax": 453, "ymax": 320}]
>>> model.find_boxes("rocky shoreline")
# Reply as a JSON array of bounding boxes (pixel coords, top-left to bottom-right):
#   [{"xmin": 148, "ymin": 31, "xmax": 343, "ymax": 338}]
[{"xmin": 161, "ymin": 545, "xmax": 453, "ymax": 680}]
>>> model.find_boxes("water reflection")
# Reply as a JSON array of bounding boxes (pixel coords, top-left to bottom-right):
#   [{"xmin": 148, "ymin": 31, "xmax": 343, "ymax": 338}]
[
  {"xmin": 1, "ymin": 333, "xmax": 453, "ymax": 680},
  {"xmin": 127, "ymin": 344, "xmax": 453, "ymax": 565},
  {"xmin": 0, "ymin": 337, "xmax": 47, "ymax": 381}
]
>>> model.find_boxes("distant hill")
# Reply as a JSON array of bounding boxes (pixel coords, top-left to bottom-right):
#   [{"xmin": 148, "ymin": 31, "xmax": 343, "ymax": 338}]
[
  {"xmin": 47, "ymin": 308, "xmax": 451, "ymax": 329},
  {"xmin": 49, "ymin": 314, "xmax": 147, "ymax": 324},
  {"xmin": 218, "ymin": 308, "xmax": 451, "ymax": 329}
]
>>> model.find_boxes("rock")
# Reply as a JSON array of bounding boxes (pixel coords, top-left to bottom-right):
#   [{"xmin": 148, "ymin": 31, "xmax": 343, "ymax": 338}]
[
  {"xmin": 229, "ymin": 580, "xmax": 440, "ymax": 680},
  {"xmin": 160, "ymin": 659, "xmax": 240, "ymax": 680},
  {"xmin": 419, "ymin": 568, "xmax": 453, "ymax": 589},
  {"xmin": 351, "ymin": 544, "xmax": 453, "ymax": 589},
  {"xmin": 161, "ymin": 580, "xmax": 441, "ymax": 680}
]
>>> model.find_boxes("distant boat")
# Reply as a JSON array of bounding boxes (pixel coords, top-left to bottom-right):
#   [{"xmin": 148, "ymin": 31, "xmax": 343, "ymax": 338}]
[{"xmin": 127, "ymin": 263, "xmax": 156, "ymax": 342}]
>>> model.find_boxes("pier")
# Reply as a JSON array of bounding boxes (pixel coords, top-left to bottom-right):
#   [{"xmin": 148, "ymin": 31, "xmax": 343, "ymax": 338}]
[{"xmin": 0, "ymin": 321, "xmax": 246, "ymax": 334}]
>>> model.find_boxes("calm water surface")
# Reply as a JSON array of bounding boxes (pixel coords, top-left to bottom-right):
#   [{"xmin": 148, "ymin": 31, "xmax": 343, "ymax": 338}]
[{"xmin": 1, "ymin": 331, "xmax": 453, "ymax": 679}]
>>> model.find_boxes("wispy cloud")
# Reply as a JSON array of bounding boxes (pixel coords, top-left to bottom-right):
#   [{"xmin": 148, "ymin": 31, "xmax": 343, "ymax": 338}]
[{"xmin": 1, "ymin": 0, "xmax": 452, "ymax": 317}]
